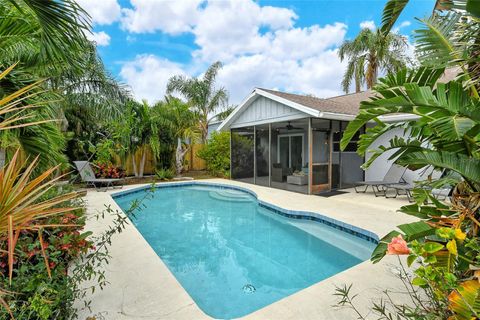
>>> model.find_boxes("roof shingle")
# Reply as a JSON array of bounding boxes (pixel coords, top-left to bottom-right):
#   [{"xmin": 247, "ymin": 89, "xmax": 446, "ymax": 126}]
[{"xmin": 258, "ymin": 88, "xmax": 373, "ymax": 116}]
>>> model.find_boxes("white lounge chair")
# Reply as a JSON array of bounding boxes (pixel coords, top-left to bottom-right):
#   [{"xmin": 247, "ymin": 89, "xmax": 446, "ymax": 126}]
[
  {"xmin": 73, "ymin": 161, "xmax": 123, "ymax": 191},
  {"xmin": 354, "ymin": 164, "xmax": 407, "ymax": 196}
]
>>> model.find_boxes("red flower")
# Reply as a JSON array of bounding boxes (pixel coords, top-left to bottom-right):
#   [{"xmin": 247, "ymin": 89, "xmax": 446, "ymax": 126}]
[{"xmin": 60, "ymin": 244, "xmax": 72, "ymax": 251}]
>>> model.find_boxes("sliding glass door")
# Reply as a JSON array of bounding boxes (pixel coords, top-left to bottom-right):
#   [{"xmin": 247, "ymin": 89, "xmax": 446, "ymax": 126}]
[{"xmin": 278, "ymin": 134, "xmax": 303, "ymax": 171}]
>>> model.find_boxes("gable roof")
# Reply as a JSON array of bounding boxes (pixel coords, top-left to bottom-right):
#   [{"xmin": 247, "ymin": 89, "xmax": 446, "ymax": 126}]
[{"xmin": 217, "ymin": 87, "xmax": 413, "ymax": 131}]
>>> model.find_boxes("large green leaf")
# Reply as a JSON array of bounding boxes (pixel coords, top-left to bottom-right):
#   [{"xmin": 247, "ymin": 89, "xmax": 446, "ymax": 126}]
[
  {"xmin": 414, "ymin": 12, "xmax": 460, "ymax": 67},
  {"xmin": 466, "ymin": 0, "xmax": 480, "ymax": 18},
  {"xmin": 397, "ymin": 221, "xmax": 436, "ymax": 241},
  {"xmin": 361, "ymin": 136, "xmax": 423, "ymax": 169},
  {"xmin": 397, "ymin": 150, "xmax": 480, "ymax": 185},
  {"xmin": 430, "ymin": 115, "xmax": 476, "ymax": 141},
  {"xmin": 380, "ymin": 0, "xmax": 409, "ymax": 35},
  {"xmin": 340, "ymin": 68, "xmax": 446, "ymax": 151}
]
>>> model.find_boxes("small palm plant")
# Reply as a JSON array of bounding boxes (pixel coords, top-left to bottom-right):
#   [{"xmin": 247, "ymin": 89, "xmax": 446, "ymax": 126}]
[{"xmin": 156, "ymin": 168, "xmax": 175, "ymax": 181}]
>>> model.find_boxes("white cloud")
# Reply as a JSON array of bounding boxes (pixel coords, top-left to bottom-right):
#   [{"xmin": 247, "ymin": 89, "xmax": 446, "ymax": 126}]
[
  {"xmin": 359, "ymin": 20, "xmax": 376, "ymax": 30},
  {"xmin": 216, "ymin": 50, "xmax": 345, "ymax": 103},
  {"xmin": 86, "ymin": 31, "xmax": 111, "ymax": 46},
  {"xmin": 120, "ymin": 55, "xmax": 186, "ymax": 103},
  {"xmin": 119, "ymin": 0, "xmax": 349, "ymax": 104},
  {"xmin": 77, "ymin": 0, "xmax": 121, "ymax": 25},
  {"xmin": 393, "ymin": 20, "xmax": 412, "ymax": 33},
  {"xmin": 121, "ymin": 0, "xmax": 203, "ymax": 34},
  {"xmin": 192, "ymin": 1, "xmax": 298, "ymax": 61}
]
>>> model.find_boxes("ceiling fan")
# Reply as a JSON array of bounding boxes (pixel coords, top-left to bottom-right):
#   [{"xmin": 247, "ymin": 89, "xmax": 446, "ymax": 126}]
[{"xmin": 283, "ymin": 121, "xmax": 303, "ymax": 131}]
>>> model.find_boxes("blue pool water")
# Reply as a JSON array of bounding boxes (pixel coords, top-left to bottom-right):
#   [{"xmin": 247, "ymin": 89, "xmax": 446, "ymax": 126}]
[{"xmin": 114, "ymin": 184, "xmax": 376, "ymax": 319}]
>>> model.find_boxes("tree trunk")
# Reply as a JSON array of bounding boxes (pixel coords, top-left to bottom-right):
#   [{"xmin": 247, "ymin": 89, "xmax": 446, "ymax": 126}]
[
  {"xmin": 355, "ymin": 77, "xmax": 361, "ymax": 93},
  {"xmin": 139, "ymin": 148, "xmax": 146, "ymax": 178},
  {"xmin": 132, "ymin": 153, "xmax": 138, "ymax": 177},
  {"xmin": 201, "ymin": 112, "xmax": 209, "ymax": 144},
  {"xmin": 201, "ymin": 122, "xmax": 208, "ymax": 144},
  {"xmin": 366, "ymin": 53, "xmax": 378, "ymax": 89},
  {"xmin": 175, "ymin": 138, "xmax": 189, "ymax": 176}
]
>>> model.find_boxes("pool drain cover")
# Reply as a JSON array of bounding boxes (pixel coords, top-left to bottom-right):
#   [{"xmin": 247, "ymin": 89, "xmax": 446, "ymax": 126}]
[{"xmin": 242, "ymin": 284, "xmax": 256, "ymax": 294}]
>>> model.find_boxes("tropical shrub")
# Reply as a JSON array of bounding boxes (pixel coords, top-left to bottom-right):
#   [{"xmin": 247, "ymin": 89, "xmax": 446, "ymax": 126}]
[
  {"xmin": 89, "ymin": 138, "xmax": 116, "ymax": 165},
  {"xmin": 154, "ymin": 97, "xmax": 199, "ymax": 176},
  {"xmin": 111, "ymin": 100, "xmax": 161, "ymax": 178},
  {"xmin": 156, "ymin": 168, "xmax": 175, "ymax": 181},
  {"xmin": 0, "ymin": 198, "xmax": 92, "ymax": 319},
  {"xmin": 197, "ymin": 131, "xmax": 230, "ymax": 177},
  {"xmin": 93, "ymin": 163, "xmax": 125, "ymax": 179},
  {"xmin": 0, "ymin": 182, "xmax": 155, "ymax": 319}
]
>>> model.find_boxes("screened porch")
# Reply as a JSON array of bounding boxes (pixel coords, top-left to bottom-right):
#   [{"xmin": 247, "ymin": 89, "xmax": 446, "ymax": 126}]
[{"xmin": 230, "ymin": 118, "xmax": 364, "ymax": 195}]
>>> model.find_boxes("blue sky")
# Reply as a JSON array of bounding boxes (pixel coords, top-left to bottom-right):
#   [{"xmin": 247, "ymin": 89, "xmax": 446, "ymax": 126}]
[{"xmin": 78, "ymin": 0, "xmax": 434, "ymax": 104}]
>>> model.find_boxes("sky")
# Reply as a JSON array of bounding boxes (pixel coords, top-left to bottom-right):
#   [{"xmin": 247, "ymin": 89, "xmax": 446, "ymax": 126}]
[{"xmin": 77, "ymin": 0, "xmax": 435, "ymax": 105}]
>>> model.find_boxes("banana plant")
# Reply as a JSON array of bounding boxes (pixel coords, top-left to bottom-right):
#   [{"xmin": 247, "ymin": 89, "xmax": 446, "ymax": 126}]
[{"xmin": 341, "ymin": 66, "xmax": 480, "ymax": 265}]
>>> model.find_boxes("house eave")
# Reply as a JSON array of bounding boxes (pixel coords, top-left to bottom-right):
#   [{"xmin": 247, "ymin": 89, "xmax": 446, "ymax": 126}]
[{"xmin": 217, "ymin": 88, "xmax": 420, "ymax": 131}]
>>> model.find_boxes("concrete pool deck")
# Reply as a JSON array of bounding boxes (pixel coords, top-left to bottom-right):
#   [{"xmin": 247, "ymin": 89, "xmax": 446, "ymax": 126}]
[{"xmin": 76, "ymin": 179, "xmax": 417, "ymax": 320}]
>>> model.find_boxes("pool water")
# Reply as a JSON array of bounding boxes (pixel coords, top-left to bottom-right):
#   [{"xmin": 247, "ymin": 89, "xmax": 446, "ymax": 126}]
[{"xmin": 114, "ymin": 185, "xmax": 375, "ymax": 319}]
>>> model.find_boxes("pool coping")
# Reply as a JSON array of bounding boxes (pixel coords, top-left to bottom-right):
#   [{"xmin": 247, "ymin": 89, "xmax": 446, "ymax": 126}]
[{"xmin": 111, "ymin": 181, "xmax": 379, "ymax": 244}]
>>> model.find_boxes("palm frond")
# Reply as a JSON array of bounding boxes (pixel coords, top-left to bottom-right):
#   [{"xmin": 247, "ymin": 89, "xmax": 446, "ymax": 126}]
[
  {"xmin": 380, "ymin": 0, "xmax": 410, "ymax": 35},
  {"xmin": 414, "ymin": 12, "xmax": 461, "ymax": 67},
  {"xmin": 397, "ymin": 150, "xmax": 480, "ymax": 187}
]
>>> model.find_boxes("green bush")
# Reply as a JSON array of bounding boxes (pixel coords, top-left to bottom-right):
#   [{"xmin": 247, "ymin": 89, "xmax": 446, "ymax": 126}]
[
  {"xmin": 197, "ymin": 131, "xmax": 230, "ymax": 177},
  {"xmin": 156, "ymin": 168, "xmax": 175, "ymax": 180}
]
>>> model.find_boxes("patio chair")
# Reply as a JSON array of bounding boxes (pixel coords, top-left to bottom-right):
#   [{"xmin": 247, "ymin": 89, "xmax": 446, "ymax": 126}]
[
  {"xmin": 384, "ymin": 183, "xmax": 452, "ymax": 202},
  {"xmin": 354, "ymin": 164, "xmax": 407, "ymax": 196},
  {"xmin": 271, "ymin": 163, "xmax": 292, "ymax": 182},
  {"xmin": 73, "ymin": 161, "xmax": 123, "ymax": 191},
  {"xmin": 384, "ymin": 168, "xmax": 450, "ymax": 202}
]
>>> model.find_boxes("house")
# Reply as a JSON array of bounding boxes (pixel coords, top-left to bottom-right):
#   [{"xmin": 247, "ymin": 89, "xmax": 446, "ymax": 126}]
[{"xmin": 217, "ymin": 88, "xmax": 416, "ymax": 194}]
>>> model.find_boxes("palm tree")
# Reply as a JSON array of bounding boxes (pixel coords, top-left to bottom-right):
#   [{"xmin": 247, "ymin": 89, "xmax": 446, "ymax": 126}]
[
  {"xmin": 0, "ymin": 0, "xmax": 130, "ymax": 169},
  {"xmin": 155, "ymin": 97, "xmax": 199, "ymax": 175},
  {"xmin": 166, "ymin": 62, "xmax": 228, "ymax": 143},
  {"xmin": 112, "ymin": 100, "xmax": 160, "ymax": 177},
  {"xmin": 338, "ymin": 28, "xmax": 409, "ymax": 93}
]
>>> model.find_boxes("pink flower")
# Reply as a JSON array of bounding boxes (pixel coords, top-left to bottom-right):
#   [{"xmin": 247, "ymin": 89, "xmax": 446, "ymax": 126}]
[{"xmin": 387, "ymin": 235, "xmax": 410, "ymax": 255}]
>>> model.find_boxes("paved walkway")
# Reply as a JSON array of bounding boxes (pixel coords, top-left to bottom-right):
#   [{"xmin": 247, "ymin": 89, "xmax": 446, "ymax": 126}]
[{"xmin": 76, "ymin": 179, "xmax": 416, "ymax": 320}]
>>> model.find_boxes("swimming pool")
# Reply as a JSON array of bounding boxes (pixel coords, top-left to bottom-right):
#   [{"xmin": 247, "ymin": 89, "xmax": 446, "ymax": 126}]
[{"xmin": 113, "ymin": 183, "xmax": 376, "ymax": 319}]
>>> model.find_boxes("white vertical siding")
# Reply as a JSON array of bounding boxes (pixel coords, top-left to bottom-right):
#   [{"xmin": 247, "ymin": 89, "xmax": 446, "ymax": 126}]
[{"xmin": 231, "ymin": 96, "xmax": 308, "ymax": 127}]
